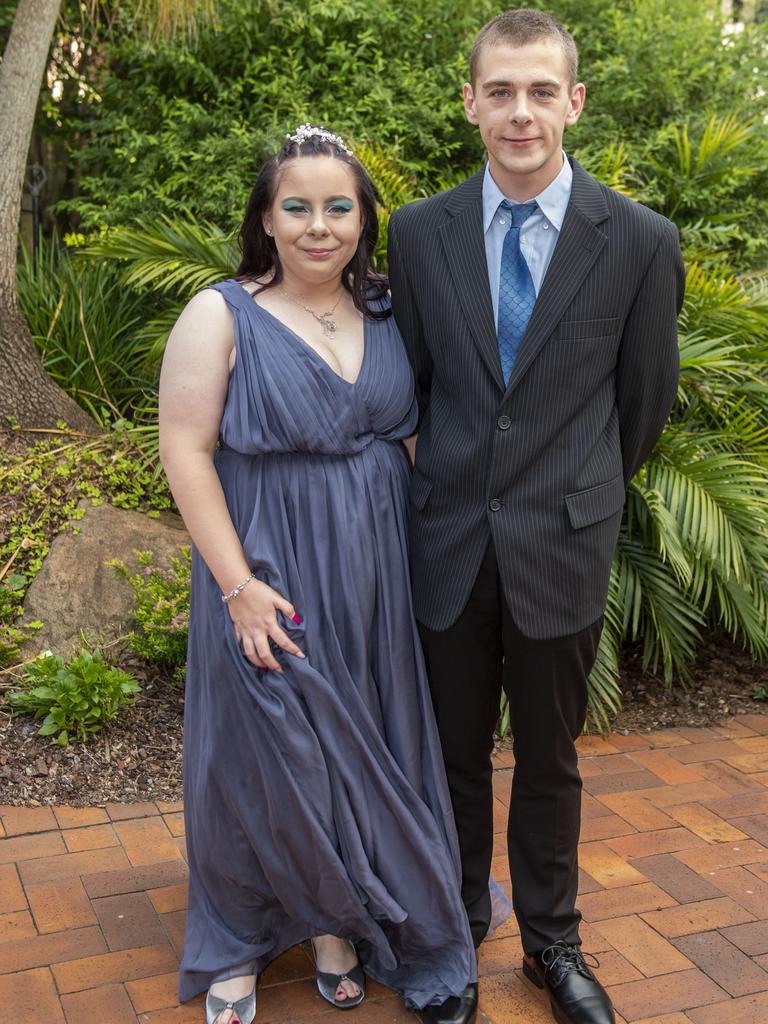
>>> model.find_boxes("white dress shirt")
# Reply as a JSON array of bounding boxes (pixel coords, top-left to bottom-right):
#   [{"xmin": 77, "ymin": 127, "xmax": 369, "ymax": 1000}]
[{"xmin": 483, "ymin": 155, "xmax": 573, "ymax": 328}]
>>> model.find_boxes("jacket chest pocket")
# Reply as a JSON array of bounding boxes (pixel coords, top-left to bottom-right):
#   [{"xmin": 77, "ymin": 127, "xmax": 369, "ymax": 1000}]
[{"xmin": 558, "ymin": 317, "xmax": 620, "ymax": 342}]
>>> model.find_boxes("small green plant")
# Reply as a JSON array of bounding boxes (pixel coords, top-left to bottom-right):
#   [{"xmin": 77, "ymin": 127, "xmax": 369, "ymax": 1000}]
[
  {"xmin": 6, "ymin": 648, "xmax": 140, "ymax": 746},
  {"xmin": 109, "ymin": 548, "xmax": 190, "ymax": 675},
  {"xmin": 0, "ymin": 580, "xmax": 42, "ymax": 669},
  {"xmin": 752, "ymin": 686, "xmax": 768, "ymax": 703}
]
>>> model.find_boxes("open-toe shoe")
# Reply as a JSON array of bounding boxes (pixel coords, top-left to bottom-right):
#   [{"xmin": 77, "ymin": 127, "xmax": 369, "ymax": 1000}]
[
  {"xmin": 205, "ymin": 983, "xmax": 256, "ymax": 1024},
  {"xmin": 309, "ymin": 938, "xmax": 366, "ymax": 1010}
]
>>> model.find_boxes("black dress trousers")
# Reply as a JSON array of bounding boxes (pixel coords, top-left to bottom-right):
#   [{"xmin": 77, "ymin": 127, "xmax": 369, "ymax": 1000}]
[{"xmin": 419, "ymin": 540, "xmax": 603, "ymax": 953}]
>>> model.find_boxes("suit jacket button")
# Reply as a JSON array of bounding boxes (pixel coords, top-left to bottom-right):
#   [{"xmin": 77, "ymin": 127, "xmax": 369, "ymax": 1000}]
[
  {"xmin": 497, "ymin": 415, "xmax": 511, "ymax": 430},
  {"xmin": 489, "ymin": 498, "xmax": 502, "ymax": 512}
]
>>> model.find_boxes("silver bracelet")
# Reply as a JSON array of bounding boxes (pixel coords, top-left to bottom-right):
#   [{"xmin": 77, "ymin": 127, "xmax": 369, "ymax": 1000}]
[{"xmin": 221, "ymin": 573, "xmax": 255, "ymax": 603}]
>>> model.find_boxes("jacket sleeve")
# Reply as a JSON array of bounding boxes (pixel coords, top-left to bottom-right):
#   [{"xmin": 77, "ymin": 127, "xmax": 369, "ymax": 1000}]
[
  {"xmin": 616, "ymin": 219, "xmax": 685, "ymax": 485},
  {"xmin": 387, "ymin": 210, "xmax": 433, "ymax": 424}
]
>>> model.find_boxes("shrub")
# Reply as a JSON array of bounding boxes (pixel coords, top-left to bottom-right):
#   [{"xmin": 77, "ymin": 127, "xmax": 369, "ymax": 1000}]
[
  {"xmin": 6, "ymin": 648, "xmax": 140, "ymax": 746},
  {"xmin": 16, "ymin": 238, "xmax": 161, "ymax": 429},
  {"xmin": 108, "ymin": 548, "xmax": 190, "ymax": 675},
  {"xmin": 589, "ymin": 266, "xmax": 768, "ymax": 730}
]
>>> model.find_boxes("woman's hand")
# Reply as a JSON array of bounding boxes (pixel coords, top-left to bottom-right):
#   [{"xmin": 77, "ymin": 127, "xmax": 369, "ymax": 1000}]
[{"xmin": 227, "ymin": 579, "xmax": 304, "ymax": 672}]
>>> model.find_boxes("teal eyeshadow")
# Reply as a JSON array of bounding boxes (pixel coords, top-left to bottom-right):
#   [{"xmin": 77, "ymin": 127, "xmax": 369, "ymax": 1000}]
[
  {"xmin": 329, "ymin": 199, "xmax": 354, "ymax": 211},
  {"xmin": 282, "ymin": 200, "xmax": 308, "ymax": 211}
]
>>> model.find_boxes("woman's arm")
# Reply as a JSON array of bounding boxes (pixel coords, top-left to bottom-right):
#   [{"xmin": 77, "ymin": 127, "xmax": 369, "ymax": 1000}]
[{"xmin": 159, "ymin": 289, "xmax": 303, "ymax": 671}]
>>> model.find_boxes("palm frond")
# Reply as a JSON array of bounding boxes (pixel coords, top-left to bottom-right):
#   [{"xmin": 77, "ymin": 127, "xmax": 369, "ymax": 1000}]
[
  {"xmin": 626, "ymin": 481, "xmax": 691, "ymax": 586},
  {"xmin": 355, "ymin": 142, "xmax": 424, "ymax": 213},
  {"xmin": 588, "ymin": 562, "xmax": 624, "ymax": 733},
  {"xmin": 614, "ymin": 539, "xmax": 705, "ymax": 679},
  {"xmin": 648, "ymin": 114, "xmax": 761, "ymax": 221},
  {"xmin": 713, "ymin": 570, "xmax": 768, "ymax": 658},
  {"xmin": 83, "ymin": 216, "xmax": 238, "ymax": 297},
  {"xmin": 134, "ymin": 304, "xmax": 187, "ymax": 367},
  {"xmin": 648, "ymin": 449, "xmax": 768, "ymax": 581},
  {"xmin": 694, "ymin": 112, "xmax": 756, "ymax": 170},
  {"xmin": 354, "ymin": 143, "xmax": 427, "ymax": 271},
  {"xmin": 575, "ymin": 141, "xmax": 635, "ymax": 197},
  {"xmin": 678, "ymin": 329, "xmax": 758, "ymax": 385},
  {"xmin": 681, "ymin": 262, "xmax": 768, "ymax": 340},
  {"xmin": 676, "ymin": 330, "xmax": 767, "ymax": 429}
]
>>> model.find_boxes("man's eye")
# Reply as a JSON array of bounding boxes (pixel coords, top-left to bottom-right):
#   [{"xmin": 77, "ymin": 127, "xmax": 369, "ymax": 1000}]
[{"xmin": 490, "ymin": 90, "xmax": 510, "ymax": 99}]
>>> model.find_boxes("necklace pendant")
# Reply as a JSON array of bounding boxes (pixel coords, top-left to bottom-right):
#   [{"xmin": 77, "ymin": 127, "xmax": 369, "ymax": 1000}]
[{"xmin": 322, "ymin": 318, "xmax": 337, "ymax": 336}]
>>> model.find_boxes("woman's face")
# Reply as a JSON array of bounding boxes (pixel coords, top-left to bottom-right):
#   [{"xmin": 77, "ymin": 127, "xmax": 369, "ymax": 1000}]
[{"xmin": 264, "ymin": 156, "xmax": 363, "ymax": 290}]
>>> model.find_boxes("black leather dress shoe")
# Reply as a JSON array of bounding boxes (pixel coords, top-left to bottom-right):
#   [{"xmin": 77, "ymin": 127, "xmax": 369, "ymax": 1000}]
[
  {"xmin": 415, "ymin": 983, "xmax": 478, "ymax": 1024},
  {"xmin": 523, "ymin": 942, "xmax": 615, "ymax": 1024}
]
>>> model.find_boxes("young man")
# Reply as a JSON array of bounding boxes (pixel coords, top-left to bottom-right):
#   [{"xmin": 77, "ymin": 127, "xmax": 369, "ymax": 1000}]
[{"xmin": 388, "ymin": 10, "xmax": 684, "ymax": 1024}]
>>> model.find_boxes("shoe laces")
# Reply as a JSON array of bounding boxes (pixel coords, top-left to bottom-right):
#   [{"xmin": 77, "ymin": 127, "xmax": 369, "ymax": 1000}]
[{"xmin": 541, "ymin": 941, "xmax": 600, "ymax": 984}]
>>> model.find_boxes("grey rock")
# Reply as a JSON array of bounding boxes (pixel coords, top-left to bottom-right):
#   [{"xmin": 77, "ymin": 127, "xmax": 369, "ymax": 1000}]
[{"xmin": 21, "ymin": 501, "xmax": 189, "ymax": 659}]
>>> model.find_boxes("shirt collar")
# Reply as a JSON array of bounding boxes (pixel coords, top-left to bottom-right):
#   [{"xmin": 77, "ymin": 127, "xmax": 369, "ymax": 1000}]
[{"xmin": 482, "ymin": 154, "xmax": 573, "ymax": 233}]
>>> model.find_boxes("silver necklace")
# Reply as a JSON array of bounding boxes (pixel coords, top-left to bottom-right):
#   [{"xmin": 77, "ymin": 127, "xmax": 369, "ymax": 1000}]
[{"xmin": 280, "ymin": 287, "xmax": 343, "ymax": 337}]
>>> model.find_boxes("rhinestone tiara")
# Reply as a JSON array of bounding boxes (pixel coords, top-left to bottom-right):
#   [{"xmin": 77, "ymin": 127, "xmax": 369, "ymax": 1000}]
[{"xmin": 285, "ymin": 123, "xmax": 353, "ymax": 156}]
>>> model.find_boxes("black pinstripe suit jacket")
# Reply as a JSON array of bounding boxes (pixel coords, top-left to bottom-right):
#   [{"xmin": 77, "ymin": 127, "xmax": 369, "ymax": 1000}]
[{"xmin": 387, "ymin": 157, "xmax": 685, "ymax": 638}]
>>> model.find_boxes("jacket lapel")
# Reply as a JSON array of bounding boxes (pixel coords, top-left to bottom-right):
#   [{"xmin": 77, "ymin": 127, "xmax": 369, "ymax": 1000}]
[
  {"xmin": 438, "ymin": 171, "xmax": 505, "ymax": 392},
  {"xmin": 504, "ymin": 158, "xmax": 610, "ymax": 395}
]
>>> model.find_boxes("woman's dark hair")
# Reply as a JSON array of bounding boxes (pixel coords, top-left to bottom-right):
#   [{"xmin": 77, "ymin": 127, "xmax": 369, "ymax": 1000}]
[{"xmin": 237, "ymin": 129, "xmax": 389, "ymax": 319}]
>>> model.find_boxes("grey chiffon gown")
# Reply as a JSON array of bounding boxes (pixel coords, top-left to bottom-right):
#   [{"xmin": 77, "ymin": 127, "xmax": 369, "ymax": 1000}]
[{"xmin": 179, "ymin": 279, "xmax": 476, "ymax": 1010}]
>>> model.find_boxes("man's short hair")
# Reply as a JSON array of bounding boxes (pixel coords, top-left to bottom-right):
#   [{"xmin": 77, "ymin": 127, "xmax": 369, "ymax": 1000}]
[{"xmin": 469, "ymin": 9, "xmax": 579, "ymax": 88}]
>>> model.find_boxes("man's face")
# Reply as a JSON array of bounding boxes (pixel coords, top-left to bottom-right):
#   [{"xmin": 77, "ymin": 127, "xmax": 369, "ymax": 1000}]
[{"xmin": 463, "ymin": 38, "xmax": 585, "ymax": 200}]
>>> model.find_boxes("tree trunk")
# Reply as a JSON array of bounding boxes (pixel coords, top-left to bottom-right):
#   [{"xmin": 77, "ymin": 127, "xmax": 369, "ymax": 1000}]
[{"xmin": 0, "ymin": 0, "xmax": 97, "ymax": 432}]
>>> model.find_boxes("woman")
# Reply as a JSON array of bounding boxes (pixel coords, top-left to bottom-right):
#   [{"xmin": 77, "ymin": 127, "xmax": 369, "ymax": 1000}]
[{"xmin": 159, "ymin": 125, "xmax": 476, "ymax": 1024}]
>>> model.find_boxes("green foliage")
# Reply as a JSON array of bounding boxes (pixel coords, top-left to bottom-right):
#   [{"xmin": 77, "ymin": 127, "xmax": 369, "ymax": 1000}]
[
  {"xmin": 641, "ymin": 114, "xmax": 766, "ymax": 266},
  {"xmin": 108, "ymin": 549, "xmax": 190, "ymax": 674},
  {"xmin": 87, "ymin": 216, "xmax": 238, "ymax": 298},
  {"xmin": 0, "ymin": 434, "xmax": 172, "ymax": 669},
  {"xmin": 49, "ymin": 0, "xmax": 768, "ymax": 269},
  {"xmin": 592, "ymin": 265, "xmax": 768, "ymax": 726},
  {"xmin": 83, "ymin": 216, "xmax": 238, "ymax": 367},
  {"xmin": 16, "ymin": 238, "xmax": 161, "ymax": 429},
  {"xmin": 567, "ymin": 1, "xmax": 768, "ymax": 268},
  {"xmin": 57, "ymin": 0, "xmax": 495, "ymax": 231},
  {"xmin": 0, "ymin": 579, "xmax": 42, "ymax": 670},
  {"xmin": 6, "ymin": 648, "xmax": 140, "ymax": 746}
]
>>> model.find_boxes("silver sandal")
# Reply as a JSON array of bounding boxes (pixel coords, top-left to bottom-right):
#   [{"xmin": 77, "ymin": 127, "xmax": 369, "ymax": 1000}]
[
  {"xmin": 205, "ymin": 984, "xmax": 256, "ymax": 1024},
  {"xmin": 309, "ymin": 938, "xmax": 366, "ymax": 1010}
]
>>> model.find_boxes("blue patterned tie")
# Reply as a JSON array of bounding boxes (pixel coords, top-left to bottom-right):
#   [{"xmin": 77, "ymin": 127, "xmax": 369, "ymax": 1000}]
[{"xmin": 497, "ymin": 200, "xmax": 538, "ymax": 383}]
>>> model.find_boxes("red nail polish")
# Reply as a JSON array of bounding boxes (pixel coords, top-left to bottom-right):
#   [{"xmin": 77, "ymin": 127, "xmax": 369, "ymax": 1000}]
[{"xmin": 292, "ymin": 613, "xmax": 303, "ymax": 624}]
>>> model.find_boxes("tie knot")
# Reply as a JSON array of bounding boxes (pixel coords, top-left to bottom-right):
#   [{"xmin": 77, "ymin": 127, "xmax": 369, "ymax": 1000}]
[{"xmin": 500, "ymin": 199, "xmax": 538, "ymax": 228}]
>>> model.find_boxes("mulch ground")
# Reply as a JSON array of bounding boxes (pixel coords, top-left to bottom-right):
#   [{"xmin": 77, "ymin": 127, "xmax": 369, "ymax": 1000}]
[
  {"xmin": 616, "ymin": 639, "xmax": 768, "ymax": 733},
  {"xmin": 0, "ymin": 635, "xmax": 766, "ymax": 808},
  {"xmin": 0, "ymin": 655, "xmax": 183, "ymax": 808}
]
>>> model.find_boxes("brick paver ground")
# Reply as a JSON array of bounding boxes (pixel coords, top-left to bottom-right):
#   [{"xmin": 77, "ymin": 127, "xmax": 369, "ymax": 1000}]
[{"xmin": 2, "ymin": 715, "xmax": 768, "ymax": 1023}]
